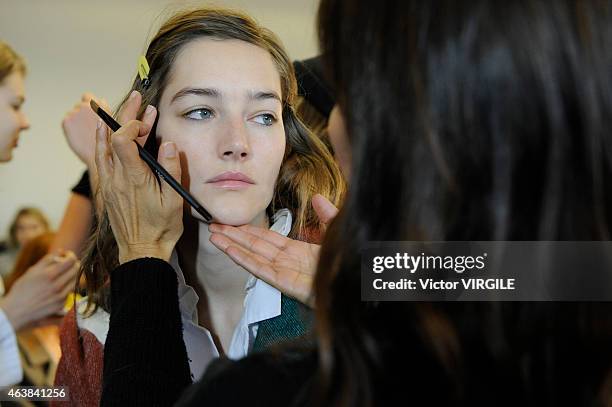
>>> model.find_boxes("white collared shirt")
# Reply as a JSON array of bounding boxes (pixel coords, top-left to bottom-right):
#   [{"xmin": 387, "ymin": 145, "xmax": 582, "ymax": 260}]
[
  {"xmin": 76, "ymin": 209, "xmax": 292, "ymax": 381},
  {"xmin": 0, "ymin": 308, "xmax": 22, "ymax": 387},
  {"xmin": 170, "ymin": 209, "xmax": 292, "ymax": 380}
]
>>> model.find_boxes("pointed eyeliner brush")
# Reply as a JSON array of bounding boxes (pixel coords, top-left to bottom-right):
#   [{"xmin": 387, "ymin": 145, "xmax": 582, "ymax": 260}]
[{"xmin": 90, "ymin": 99, "xmax": 212, "ymax": 223}]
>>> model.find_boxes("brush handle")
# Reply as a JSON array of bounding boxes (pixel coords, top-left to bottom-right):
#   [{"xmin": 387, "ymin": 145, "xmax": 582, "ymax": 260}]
[
  {"xmin": 92, "ymin": 103, "xmax": 212, "ymax": 222},
  {"xmin": 136, "ymin": 144, "xmax": 212, "ymax": 221}
]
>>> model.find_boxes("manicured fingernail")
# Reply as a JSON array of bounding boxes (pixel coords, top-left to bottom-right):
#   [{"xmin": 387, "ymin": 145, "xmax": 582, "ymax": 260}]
[
  {"xmin": 163, "ymin": 142, "xmax": 176, "ymax": 158},
  {"xmin": 129, "ymin": 90, "xmax": 139, "ymax": 100}
]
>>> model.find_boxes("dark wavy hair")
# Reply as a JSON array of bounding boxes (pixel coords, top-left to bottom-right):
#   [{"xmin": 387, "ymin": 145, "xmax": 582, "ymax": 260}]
[{"xmin": 315, "ymin": 0, "xmax": 612, "ymax": 405}]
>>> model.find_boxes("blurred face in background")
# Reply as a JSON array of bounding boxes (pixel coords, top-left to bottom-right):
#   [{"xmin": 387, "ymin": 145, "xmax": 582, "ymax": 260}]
[
  {"xmin": 15, "ymin": 214, "xmax": 48, "ymax": 247},
  {"xmin": 0, "ymin": 71, "xmax": 29, "ymax": 162}
]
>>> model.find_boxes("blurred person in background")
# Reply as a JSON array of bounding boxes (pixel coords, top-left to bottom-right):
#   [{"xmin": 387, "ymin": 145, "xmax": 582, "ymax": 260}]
[
  {"xmin": 0, "ymin": 40, "xmax": 78, "ymax": 388},
  {"xmin": 0, "ymin": 207, "xmax": 51, "ymax": 282}
]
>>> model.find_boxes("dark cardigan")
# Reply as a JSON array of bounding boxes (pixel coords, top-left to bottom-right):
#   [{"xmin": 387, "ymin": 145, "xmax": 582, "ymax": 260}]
[{"xmin": 101, "ymin": 258, "xmax": 313, "ymax": 407}]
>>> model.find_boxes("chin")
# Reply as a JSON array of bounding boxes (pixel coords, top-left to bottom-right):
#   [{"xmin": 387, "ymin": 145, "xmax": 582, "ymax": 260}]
[
  {"xmin": 191, "ymin": 204, "xmax": 263, "ymax": 226},
  {"xmin": 0, "ymin": 151, "xmax": 12, "ymax": 162}
]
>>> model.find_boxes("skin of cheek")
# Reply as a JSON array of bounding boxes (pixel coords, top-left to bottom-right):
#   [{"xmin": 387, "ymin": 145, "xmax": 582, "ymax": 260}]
[
  {"xmin": 0, "ymin": 96, "xmax": 19, "ymax": 162},
  {"xmin": 156, "ymin": 117, "xmax": 286, "ymax": 226},
  {"xmin": 328, "ymin": 105, "xmax": 351, "ymax": 180},
  {"xmin": 0, "ymin": 72, "xmax": 28, "ymax": 162}
]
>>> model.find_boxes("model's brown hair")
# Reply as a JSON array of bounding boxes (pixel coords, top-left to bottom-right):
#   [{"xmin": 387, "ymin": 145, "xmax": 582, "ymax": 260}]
[
  {"xmin": 0, "ymin": 41, "xmax": 26, "ymax": 84},
  {"xmin": 81, "ymin": 7, "xmax": 345, "ymax": 314}
]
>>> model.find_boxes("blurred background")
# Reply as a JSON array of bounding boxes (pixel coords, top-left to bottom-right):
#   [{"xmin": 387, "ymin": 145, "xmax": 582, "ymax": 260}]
[{"xmin": 0, "ymin": 0, "xmax": 320, "ymax": 238}]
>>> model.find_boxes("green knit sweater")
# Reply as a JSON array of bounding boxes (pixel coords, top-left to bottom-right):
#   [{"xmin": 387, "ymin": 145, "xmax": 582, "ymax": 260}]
[{"xmin": 251, "ymin": 294, "xmax": 312, "ymax": 352}]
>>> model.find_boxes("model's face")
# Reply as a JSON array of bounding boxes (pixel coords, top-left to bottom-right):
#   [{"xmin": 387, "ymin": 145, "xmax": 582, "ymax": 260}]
[
  {"xmin": 0, "ymin": 71, "xmax": 29, "ymax": 162},
  {"xmin": 15, "ymin": 214, "xmax": 46, "ymax": 246},
  {"xmin": 157, "ymin": 39, "xmax": 285, "ymax": 226}
]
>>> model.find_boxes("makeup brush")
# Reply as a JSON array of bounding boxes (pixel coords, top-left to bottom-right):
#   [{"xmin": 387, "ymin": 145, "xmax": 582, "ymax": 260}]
[{"xmin": 90, "ymin": 100, "xmax": 212, "ymax": 222}]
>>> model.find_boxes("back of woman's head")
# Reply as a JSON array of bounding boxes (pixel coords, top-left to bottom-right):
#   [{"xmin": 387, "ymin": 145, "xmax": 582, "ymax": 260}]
[
  {"xmin": 0, "ymin": 41, "xmax": 26, "ymax": 84},
  {"xmin": 315, "ymin": 0, "xmax": 612, "ymax": 405}
]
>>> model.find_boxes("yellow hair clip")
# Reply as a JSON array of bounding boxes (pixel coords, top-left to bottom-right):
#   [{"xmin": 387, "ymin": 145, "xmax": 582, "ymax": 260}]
[{"xmin": 138, "ymin": 55, "xmax": 151, "ymax": 87}]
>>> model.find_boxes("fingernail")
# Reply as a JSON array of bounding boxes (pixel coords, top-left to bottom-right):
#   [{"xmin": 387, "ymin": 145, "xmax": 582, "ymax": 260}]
[
  {"xmin": 96, "ymin": 120, "xmax": 102, "ymax": 129},
  {"xmin": 145, "ymin": 105, "xmax": 154, "ymax": 116},
  {"xmin": 129, "ymin": 90, "xmax": 139, "ymax": 100},
  {"xmin": 209, "ymin": 224, "xmax": 218, "ymax": 232},
  {"xmin": 163, "ymin": 142, "xmax": 176, "ymax": 158}
]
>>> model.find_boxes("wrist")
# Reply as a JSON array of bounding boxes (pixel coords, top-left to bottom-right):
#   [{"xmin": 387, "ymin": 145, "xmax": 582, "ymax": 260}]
[
  {"xmin": 119, "ymin": 243, "xmax": 174, "ymax": 264},
  {"xmin": 0, "ymin": 296, "xmax": 26, "ymax": 331}
]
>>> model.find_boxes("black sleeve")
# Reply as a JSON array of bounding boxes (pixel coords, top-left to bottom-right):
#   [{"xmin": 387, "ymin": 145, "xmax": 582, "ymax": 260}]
[
  {"xmin": 174, "ymin": 350, "xmax": 316, "ymax": 407},
  {"xmin": 71, "ymin": 170, "xmax": 92, "ymax": 199},
  {"xmin": 101, "ymin": 258, "xmax": 192, "ymax": 407}
]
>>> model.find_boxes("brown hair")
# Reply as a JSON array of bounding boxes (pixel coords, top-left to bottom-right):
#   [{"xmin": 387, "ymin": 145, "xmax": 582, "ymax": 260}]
[
  {"xmin": 295, "ymin": 96, "xmax": 334, "ymax": 154},
  {"xmin": 0, "ymin": 41, "xmax": 26, "ymax": 84},
  {"xmin": 4, "ymin": 232, "xmax": 55, "ymax": 292},
  {"xmin": 81, "ymin": 7, "xmax": 345, "ymax": 314},
  {"xmin": 8, "ymin": 207, "xmax": 50, "ymax": 248},
  {"xmin": 315, "ymin": 0, "xmax": 612, "ymax": 405}
]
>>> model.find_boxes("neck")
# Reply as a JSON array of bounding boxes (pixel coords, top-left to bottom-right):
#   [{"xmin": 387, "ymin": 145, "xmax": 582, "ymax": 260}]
[
  {"xmin": 176, "ymin": 210, "xmax": 271, "ymax": 352},
  {"xmin": 177, "ymin": 210, "xmax": 270, "ymax": 302}
]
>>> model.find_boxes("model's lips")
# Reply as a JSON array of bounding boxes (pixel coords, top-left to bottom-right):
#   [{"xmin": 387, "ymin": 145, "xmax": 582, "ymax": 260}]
[{"xmin": 206, "ymin": 171, "xmax": 255, "ymax": 189}]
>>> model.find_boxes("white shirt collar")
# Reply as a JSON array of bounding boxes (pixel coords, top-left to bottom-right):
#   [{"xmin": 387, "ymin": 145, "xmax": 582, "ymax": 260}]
[
  {"xmin": 170, "ymin": 209, "xmax": 292, "ymax": 361},
  {"xmin": 243, "ymin": 208, "xmax": 292, "ymax": 325}
]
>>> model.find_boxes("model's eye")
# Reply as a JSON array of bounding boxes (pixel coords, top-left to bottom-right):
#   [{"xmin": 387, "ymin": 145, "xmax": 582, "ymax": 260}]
[
  {"xmin": 184, "ymin": 108, "xmax": 213, "ymax": 120},
  {"xmin": 253, "ymin": 113, "xmax": 276, "ymax": 126}
]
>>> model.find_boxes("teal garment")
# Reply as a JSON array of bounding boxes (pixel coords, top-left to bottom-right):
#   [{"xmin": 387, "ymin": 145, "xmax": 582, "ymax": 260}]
[{"xmin": 251, "ymin": 294, "xmax": 312, "ymax": 352}]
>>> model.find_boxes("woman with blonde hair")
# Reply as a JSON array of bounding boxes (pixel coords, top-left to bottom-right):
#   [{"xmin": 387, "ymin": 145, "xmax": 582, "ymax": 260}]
[
  {"xmin": 54, "ymin": 7, "xmax": 344, "ymax": 406},
  {"xmin": 0, "ymin": 40, "xmax": 78, "ymax": 388}
]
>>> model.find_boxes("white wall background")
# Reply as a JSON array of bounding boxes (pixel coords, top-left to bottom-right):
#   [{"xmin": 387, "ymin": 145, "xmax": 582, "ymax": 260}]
[{"xmin": 0, "ymin": 0, "xmax": 320, "ymax": 239}]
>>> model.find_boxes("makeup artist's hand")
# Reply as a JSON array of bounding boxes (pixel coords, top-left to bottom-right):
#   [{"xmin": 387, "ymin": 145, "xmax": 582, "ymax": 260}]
[
  {"xmin": 95, "ymin": 90, "xmax": 184, "ymax": 264},
  {"xmin": 63, "ymin": 93, "xmax": 110, "ymax": 169},
  {"xmin": 0, "ymin": 250, "xmax": 79, "ymax": 332},
  {"xmin": 209, "ymin": 194, "xmax": 338, "ymax": 307}
]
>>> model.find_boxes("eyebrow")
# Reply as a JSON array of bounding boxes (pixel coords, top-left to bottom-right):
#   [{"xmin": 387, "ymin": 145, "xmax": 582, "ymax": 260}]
[
  {"xmin": 248, "ymin": 90, "xmax": 281, "ymax": 104},
  {"xmin": 171, "ymin": 87, "xmax": 220, "ymax": 103},
  {"xmin": 170, "ymin": 87, "xmax": 281, "ymax": 104}
]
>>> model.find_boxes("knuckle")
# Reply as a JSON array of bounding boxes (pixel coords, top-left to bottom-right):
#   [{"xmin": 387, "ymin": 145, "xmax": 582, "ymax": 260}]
[{"xmin": 51, "ymin": 281, "xmax": 64, "ymax": 295}]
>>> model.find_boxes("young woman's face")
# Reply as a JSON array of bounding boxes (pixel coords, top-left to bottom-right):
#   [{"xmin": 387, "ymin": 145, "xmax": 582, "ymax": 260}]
[
  {"xmin": 157, "ymin": 39, "xmax": 286, "ymax": 226},
  {"xmin": 15, "ymin": 214, "xmax": 46, "ymax": 247},
  {"xmin": 0, "ymin": 71, "xmax": 29, "ymax": 162}
]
